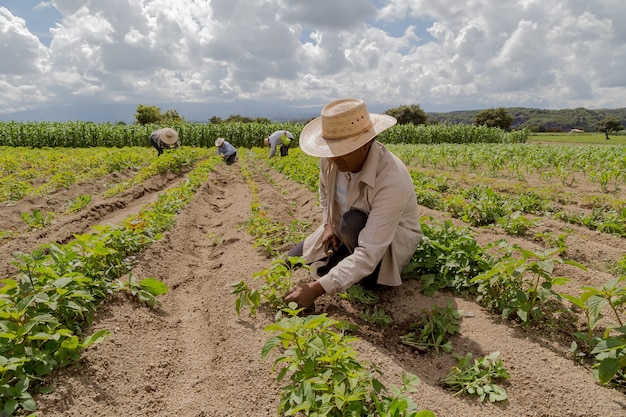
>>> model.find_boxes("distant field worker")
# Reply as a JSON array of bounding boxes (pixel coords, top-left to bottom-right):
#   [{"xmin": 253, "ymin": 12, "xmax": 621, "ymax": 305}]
[
  {"xmin": 215, "ymin": 137, "xmax": 238, "ymax": 164},
  {"xmin": 265, "ymin": 130, "xmax": 294, "ymax": 158},
  {"xmin": 150, "ymin": 128, "xmax": 180, "ymax": 156}
]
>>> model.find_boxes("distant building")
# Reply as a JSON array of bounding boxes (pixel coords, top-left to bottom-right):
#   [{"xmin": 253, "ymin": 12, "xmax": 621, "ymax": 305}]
[{"xmin": 569, "ymin": 128, "xmax": 585, "ymax": 133}]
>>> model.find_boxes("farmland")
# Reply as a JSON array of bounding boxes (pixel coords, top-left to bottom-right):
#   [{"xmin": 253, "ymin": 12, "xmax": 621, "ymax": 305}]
[{"xmin": 1, "ymin": 135, "xmax": 626, "ymax": 416}]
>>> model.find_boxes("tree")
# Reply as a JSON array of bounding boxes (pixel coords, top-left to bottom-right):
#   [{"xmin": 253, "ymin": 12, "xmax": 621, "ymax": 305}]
[
  {"xmin": 596, "ymin": 117, "xmax": 624, "ymax": 140},
  {"xmin": 135, "ymin": 104, "xmax": 163, "ymax": 125},
  {"xmin": 474, "ymin": 108, "xmax": 514, "ymax": 131},
  {"xmin": 163, "ymin": 109, "xmax": 184, "ymax": 124},
  {"xmin": 384, "ymin": 104, "xmax": 428, "ymax": 125}
]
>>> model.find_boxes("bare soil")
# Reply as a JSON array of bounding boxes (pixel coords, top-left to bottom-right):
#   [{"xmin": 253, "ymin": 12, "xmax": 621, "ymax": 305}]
[{"xmin": 2, "ymin": 154, "xmax": 626, "ymax": 417}]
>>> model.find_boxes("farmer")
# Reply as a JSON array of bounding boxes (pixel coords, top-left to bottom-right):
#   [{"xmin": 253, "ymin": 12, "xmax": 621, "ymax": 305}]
[
  {"xmin": 265, "ymin": 130, "xmax": 294, "ymax": 158},
  {"xmin": 150, "ymin": 127, "xmax": 180, "ymax": 156},
  {"xmin": 284, "ymin": 98, "xmax": 422, "ymax": 309},
  {"xmin": 215, "ymin": 137, "xmax": 238, "ymax": 164}
]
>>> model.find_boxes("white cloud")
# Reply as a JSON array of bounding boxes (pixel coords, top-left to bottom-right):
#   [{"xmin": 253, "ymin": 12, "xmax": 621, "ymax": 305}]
[{"xmin": 0, "ymin": 0, "xmax": 625, "ymax": 119}]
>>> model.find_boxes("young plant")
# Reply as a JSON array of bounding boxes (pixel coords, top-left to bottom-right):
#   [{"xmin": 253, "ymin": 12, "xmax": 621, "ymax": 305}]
[
  {"xmin": 400, "ymin": 300, "xmax": 462, "ymax": 354},
  {"xmin": 339, "ymin": 285, "xmax": 379, "ymax": 305},
  {"xmin": 360, "ymin": 306, "xmax": 394, "ymax": 327},
  {"xmin": 20, "ymin": 209, "xmax": 55, "ymax": 230},
  {"xmin": 114, "ymin": 273, "xmax": 169, "ymax": 307},
  {"xmin": 440, "ymin": 351, "xmax": 510, "ymax": 403},
  {"xmin": 497, "ymin": 211, "xmax": 538, "ymax": 236},
  {"xmin": 65, "ymin": 194, "xmax": 92, "ymax": 214},
  {"xmin": 262, "ymin": 304, "xmax": 435, "ymax": 417},
  {"xmin": 231, "ymin": 257, "xmax": 307, "ymax": 316},
  {"xmin": 471, "ymin": 244, "xmax": 584, "ymax": 325}
]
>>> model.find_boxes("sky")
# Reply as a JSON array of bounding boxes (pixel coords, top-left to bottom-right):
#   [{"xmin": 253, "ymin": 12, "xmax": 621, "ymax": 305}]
[{"xmin": 1, "ymin": 0, "xmax": 625, "ymax": 122}]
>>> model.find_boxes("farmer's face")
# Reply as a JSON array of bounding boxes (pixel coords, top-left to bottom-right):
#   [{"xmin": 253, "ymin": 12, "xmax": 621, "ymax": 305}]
[{"xmin": 329, "ymin": 140, "xmax": 373, "ymax": 173}]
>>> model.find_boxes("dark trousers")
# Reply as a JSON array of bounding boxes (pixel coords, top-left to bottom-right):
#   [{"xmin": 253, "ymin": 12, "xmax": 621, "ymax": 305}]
[
  {"xmin": 280, "ymin": 145, "xmax": 289, "ymax": 156},
  {"xmin": 225, "ymin": 151, "xmax": 237, "ymax": 164},
  {"xmin": 150, "ymin": 138, "xmax": 163, "ymax": 156},
  {"xmin": 288, "ymin": 209, "xmax": 381, "ymax": 287}
]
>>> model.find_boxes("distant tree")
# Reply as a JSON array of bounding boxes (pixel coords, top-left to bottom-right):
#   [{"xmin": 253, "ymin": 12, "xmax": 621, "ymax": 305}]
[
  {"xmin": 162, "ymin": 109, "xmax": 184, "ymax": 124},
  {"xmin": 474, "ymin": 107, "xmax": 514, "ymax": 131},
  {"xmin": 135, "ymin": 104, "xmax": 163, "ymax": 125},
  {"xmin": 209, "ymin": 116, "xmax": 223, "ymax": 124},
  {"xmin": 384, "ymin": 104, "xmax": 428, "ymax": 125},
  {"xmin": 596, "ymin": 117, "xmax": 624, "ymax": 140}
]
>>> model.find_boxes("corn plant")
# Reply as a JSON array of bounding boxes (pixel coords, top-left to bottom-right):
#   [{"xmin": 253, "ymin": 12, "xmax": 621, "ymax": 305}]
[{"xmin": 262, "ymin": 304, "xmax": 435, "ymax": 417}]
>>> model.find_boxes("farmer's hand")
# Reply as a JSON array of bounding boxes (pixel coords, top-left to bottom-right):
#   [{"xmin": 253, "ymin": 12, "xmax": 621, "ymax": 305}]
[
  {"xmin": 284, "ymin": 281, "xmax": 326, "ymax": 309},
  {"xmin": 321, "ymin": 224, "xmax": 340, "ymax": 256}
]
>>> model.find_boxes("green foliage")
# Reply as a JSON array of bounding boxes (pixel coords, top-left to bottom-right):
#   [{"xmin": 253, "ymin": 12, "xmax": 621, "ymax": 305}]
[
  {"xmin": 231, "ymin": 257, "xmax": 307, "ymax": 316},
  {"xmin": 262, "ymin": 304, "xmax": 432, "ymax": 416},
  {"xmin": 65, "ymin": 194, "xmax": 92, "ymax": 214},
  {"xmin": 135, "ymin": 104, "xmax": 185, "ymax": 125},
  {"xmin": 471, "ymin": 244, "xmax": 585, "ymax": 325},
  {"xmin": 497, "ymin": 211, "xmax": 538, "ymax": 236},
  {"xmin": 474, "ymin": 108, "xmax": 514, "ymax": 131},
  {"xmin": 400, "ymin": 300, "xmax": 462, "ymax": 354},
  {"xmin": 20, "ymin": 209, "xmax": 55, "ymax": 230},
  {"xmin": 360, "ymin": 306, "xmax": 394, "ymax": 327},
  {"xmin": 440, "ymin": 352, "xmax": 510, "ymax": 402},
  {"xmin": 135, "ymin": 104, "xmax": 163, "ymax": 125},
  {"xmin": 596, "ymin": 117, "xmax": 624, "ymax": 139},
  {"xmin": 405, "ymin": 216, "xmax": 493, "ymax": 295},
  {"xmin": 384, "ymin": 104, "xmax": 429, "ymax": 125},
  {"xmin": 339, "ymin": 285, "xmax": 379, "ymax": 305}
]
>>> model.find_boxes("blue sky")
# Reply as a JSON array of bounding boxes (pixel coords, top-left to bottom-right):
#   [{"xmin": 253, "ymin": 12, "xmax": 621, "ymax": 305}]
[{"xmin": 1, "ymin": 0, "xmax": 625, "ymax": 122}]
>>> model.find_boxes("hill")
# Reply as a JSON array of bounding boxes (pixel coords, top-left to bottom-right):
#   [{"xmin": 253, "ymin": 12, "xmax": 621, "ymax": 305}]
[{"xmin": 428, "ymin": 107, "xmax": 626, "ymax": 132}]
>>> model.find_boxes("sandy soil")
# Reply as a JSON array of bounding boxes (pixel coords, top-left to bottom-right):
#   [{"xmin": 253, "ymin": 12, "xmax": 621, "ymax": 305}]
[{"xmin": 2, "ymin": 152, "xmax": 626, "ymax": 417}]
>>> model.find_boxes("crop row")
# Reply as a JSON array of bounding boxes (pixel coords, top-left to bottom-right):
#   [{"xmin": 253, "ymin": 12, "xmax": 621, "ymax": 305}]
[
  {"xmin": 0, "ymin": 121, "xmax": 529, "ymax": 149},
  {"xmin": 0, "ymin": 153, "xmax": 222, "ymax": 415}
]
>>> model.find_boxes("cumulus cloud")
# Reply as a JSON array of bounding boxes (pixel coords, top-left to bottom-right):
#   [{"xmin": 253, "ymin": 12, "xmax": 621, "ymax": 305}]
[{"xmin": 0, "ymin": 0, "xmax": 625, "ymax": 118}]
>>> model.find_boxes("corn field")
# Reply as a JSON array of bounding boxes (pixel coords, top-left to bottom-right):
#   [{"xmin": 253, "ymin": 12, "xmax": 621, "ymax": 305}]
[{"xmin": 0, "ymin": 121, "xmax": 529, "ymax": 149}]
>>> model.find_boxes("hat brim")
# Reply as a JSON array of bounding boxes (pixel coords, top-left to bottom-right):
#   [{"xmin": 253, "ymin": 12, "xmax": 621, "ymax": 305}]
[
  {"xmin": 159, "ymin": 128, "xmax": 179, "ymax": 145},
  {"xmin": 299, "ymin": 114, "xmax": 396, "ymax": 158}
]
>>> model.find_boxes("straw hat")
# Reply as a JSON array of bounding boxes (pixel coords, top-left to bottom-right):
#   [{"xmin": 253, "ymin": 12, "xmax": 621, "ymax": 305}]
[
  {"xmin": 215, "ymin": 137, "xmax": 225, "ymax": 147},
  {"xmin": 299, "ymin": 98, "xmax": 396, "ymax": 158},
  {"xmin": 157, "ymin": 128, "xmax": 179, "ymax": 145}
]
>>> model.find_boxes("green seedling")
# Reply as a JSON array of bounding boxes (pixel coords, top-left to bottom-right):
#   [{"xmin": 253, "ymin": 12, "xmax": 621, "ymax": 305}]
[
  {"xmin": 400, "ymin": 300, "xmax": 462, "ymax": 354},
  {"xmin": 66, "ymin": 194, "xmax": 92, "ymax": 214},
  {"xmin": 440, "ymin": 351, "xmax": 510, "ymax": 403},
  {"xmin": 20, "ymin": 209, "xmax": 55, "ymax": 230}
]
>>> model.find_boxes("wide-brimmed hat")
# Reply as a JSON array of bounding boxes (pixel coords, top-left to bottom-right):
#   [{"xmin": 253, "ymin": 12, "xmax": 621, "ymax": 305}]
[
  {"xmin": 215, "ymin": 137, "xmax": 225, "ymax": 147},
  {"xmin": 157, "ymin": 128, "xmax": 179, "ymax": 145},
  {"xmin": 299, "ymin": 98, "xmax": 396, "ymax": 158}
]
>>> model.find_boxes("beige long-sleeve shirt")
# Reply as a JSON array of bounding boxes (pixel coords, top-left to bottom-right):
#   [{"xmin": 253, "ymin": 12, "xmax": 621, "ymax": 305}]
[{"xmin": 302, "ymin": 141, "xmax": 422, "ymax": 295}]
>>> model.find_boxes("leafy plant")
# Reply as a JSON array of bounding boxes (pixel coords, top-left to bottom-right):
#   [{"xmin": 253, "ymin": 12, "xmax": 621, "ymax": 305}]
[
  {"xmin": 405, "ymin": 216, "xmax": 493, "ymax": 295},
  {"xmin": 339, "ymin": 285, "xmax": 379, "ymax": 305},
  {"xmin": 262, "ymin": 304, "xmax": 435, "ymax": 417},
  {"xmin": 115, "ymin": 273, "xmax": 169, "ymax": 307},
  {"xmin": 231, "ymin": 257, "xmax": 307, "ymax": 316},
  {"xmin": 20, "ymin": 209, "xmax": 55, "ymax": 230},
  {"xmin": 497, "ymin": 211, "xmax": 538, "ymax": 236},
  {"xmin": 400, "ymin": 300, "xmax": 462, "ymax": 354},
  {"xmin": 440, "ymin": 351, "xmax": 510, "ymax": 403},
  {"xmin": 360, "ymin": 306, "xmax": 394, "ymax": 327},
  {"xmin": 471, "ymin": 244, "xmax": 584, "ymax": 325},
  {"xmin": 65, "ymin": 194, "xmax": 92, "ymax": 214}
]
